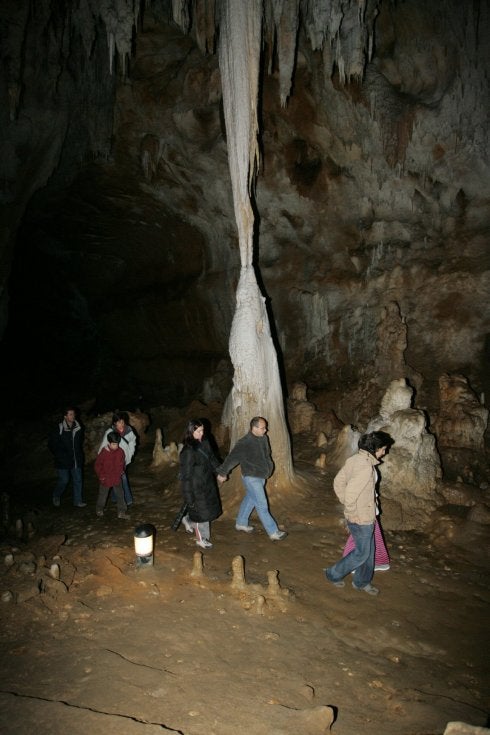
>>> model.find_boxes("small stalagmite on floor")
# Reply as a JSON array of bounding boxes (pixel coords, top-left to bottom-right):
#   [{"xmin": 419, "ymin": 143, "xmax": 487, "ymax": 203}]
[
  {"xmin": 231, "ymin": 554, "xmax": 246, "ymax": 590},
  {"xmin": 190, "ymin": 550, "xmax": 204, "ymax": 578}
]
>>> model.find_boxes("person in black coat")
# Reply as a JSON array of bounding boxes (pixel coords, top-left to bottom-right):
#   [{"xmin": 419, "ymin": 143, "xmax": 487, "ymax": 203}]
[
  {"xmin": 179, "ymin": 419, "xmax": 222, "ymax": 549},
  {"xmin": 48, "ymin": 406, "xmax": 86, "ymax": 508}
]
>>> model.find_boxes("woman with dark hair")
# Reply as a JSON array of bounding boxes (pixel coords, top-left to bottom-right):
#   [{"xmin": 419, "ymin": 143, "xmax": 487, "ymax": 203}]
[
  {"xmin": 179, "ymin": 419, "xmax": 223, "ymax": 549},
  {"xmin": 324, "ymin": 430, "xmax": 393, "ymax": 596}
]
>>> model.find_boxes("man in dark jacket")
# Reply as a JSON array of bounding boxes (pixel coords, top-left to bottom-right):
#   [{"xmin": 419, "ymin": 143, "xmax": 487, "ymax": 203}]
[
  {"xmin": 48, "ymin": 406, "xmax": 86, "ymax": 508},
  {"xmin": 217, "ymin": 416, "xmax": 287, "ymax": 540}
]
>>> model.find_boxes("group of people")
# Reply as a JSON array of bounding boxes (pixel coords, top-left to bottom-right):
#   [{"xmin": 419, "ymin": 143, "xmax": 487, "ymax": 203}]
[
  {"xmin": 49, "ymin": 404, "xmax": 393, "ymax": 595},
  {"xmin": 179, "ymin": 416, "xmax": 287, "ymax": 549},
  {"xmin": 179, "ymin": 417, "xmax": 393, "ymax": 596},
  {"xmin": 48, "ymin": 408, "xmax": 137, "ymax": 520}
]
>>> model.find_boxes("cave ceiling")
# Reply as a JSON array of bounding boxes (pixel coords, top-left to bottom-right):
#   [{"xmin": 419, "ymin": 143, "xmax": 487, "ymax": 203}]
[{"xmin": 0, "ymin": 0, "xmax": 489, "ymax": 422}]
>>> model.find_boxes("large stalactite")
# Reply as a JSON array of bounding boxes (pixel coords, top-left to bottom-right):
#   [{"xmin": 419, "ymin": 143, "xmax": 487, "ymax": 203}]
[
  {"xmin": 0, "ymin": 0, "xmax": 489, "ymax": 458},
  {"xmin": 169, "ymin": 0, "xmax": 381, "ymax": 485}
]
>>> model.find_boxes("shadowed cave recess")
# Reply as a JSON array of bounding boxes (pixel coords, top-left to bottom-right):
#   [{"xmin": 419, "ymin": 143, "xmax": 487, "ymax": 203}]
[{"xmin": 0, "ymin": 0, "xmax": 489, "ymax": 478}]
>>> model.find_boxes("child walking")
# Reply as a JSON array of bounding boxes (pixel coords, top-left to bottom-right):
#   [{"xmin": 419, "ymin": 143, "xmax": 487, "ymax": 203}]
[{"xmin": 94, "ymin": 431, "xmax": 130, "ymax": 519}]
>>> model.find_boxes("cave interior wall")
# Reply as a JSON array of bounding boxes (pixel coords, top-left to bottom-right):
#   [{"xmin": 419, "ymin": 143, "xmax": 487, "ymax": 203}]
[{"xmin": 0, "ymin": 0, "xmax": 489, "ymax": 438}]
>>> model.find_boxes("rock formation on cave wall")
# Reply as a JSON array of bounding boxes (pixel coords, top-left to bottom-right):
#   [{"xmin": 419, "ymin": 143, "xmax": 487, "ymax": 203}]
[
  {"xmin": 366, "ymin": 379, "xmax": 443, "ymax": 530},
  {"xmin": 0, "ymin": 1, "xmax": 489, "ymax": 461}
]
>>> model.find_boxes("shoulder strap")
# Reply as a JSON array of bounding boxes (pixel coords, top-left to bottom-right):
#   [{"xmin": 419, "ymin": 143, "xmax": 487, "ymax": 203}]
[{"xmin": 197, "ymin": 446, "xmax": 211, "ymax": 462}]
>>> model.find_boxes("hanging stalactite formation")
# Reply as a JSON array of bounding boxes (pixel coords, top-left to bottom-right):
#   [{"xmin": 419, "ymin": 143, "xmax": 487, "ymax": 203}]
[{"xmin": 169, "ymin": 0, "xmax": 380, "ymax": 488}]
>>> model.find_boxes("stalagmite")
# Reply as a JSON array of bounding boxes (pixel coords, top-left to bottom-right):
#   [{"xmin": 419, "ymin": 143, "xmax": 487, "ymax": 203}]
[
  {"xmin": 231, "ymin": 555, "xmax": 247, "ymax": 590},
  {"xmin": 315, "ymin": 453, "xmax": 327, "ymax": 469},
  {"xmin": 255, "ymin": 594, "xmax": 267, "ymax": 615},
  {"xmin": 267, "ymin": 569, "xmax": 282, "ymax": 597},
  {"xmin": 191, "ymin": 551, "xmax": 204, "ymax": 578}
]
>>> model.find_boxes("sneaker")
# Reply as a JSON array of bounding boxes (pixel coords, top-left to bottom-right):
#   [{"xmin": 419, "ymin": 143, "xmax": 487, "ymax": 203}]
[
  {"xmin": 352, "ymin": 581, "xmax": 379, "ymax": 596},
  {"xmin": 96, "ymin": 510, "xmax": 104, "ymax": 517},
  {"xmin": 182, "ymin": 516, "xmax": 194, "ymax": 534},
  {"xmin": 269, "ymin": 530, "xmax": 288, "ymax": 541},
  {"xmin": 118, "ymin": 512, "xmax": 130, "ymax": 520},
  {"xmin": 196, "ymin": 539, "xmax": 213, "ymax": 549},
  {"xmin": 52, "ymin": 497, "xmax": 61, "ymax": 507},
  {"xmin": 374, "ymin": 564, "xmax": 390, "ymax": 572},
  {"xmin": 74, "ymin": 502, "xmax": 87, "ymax": 508},
  {"xmin": 235, "ymin": 524, "xmax": 254, "ymax": 533},
  {"xmin": 323, "ymin": 569, "xmax": 345, "ymax": 587}
]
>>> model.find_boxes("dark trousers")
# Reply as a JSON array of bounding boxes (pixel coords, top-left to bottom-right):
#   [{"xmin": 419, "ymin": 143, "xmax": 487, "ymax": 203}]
[{"xmin": 97, "ymin": 483, "xmax": 126, "ymax": 515}]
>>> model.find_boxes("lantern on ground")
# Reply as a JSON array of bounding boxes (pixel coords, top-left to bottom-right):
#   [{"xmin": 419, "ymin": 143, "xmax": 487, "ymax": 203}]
[{"xmin": 134, "ymin": 524, "xmax": 155, "ymax": 567}]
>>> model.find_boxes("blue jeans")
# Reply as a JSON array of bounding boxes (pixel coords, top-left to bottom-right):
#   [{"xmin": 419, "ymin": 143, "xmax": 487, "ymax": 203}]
[
  {"xmin": 111, "ymin": 471, "xmax": 133, "ymax": 505},
  {"xmin": 326, "ymin": 521, "xmax": 375, "ymax": 589},
  {"xmin": 236, "ymin": 476, "xmax": 279, "ymax": 536},
  {"xmin": 53, "ymin": 467, "xmax": 84, "ymax": 506}
]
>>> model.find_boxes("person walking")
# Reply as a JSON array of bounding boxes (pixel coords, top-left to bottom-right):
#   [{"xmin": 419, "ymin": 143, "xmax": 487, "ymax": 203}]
[
  {"xmin": 48, "ymin": 406, "xmax": 86, "ymax": 508},
  {"xmin": 98, "ymin": 412, "xmax": 136, "ymax": 506},
  {"xmin": 324, "ymin": 431, "xmax": 393, "ymax": 595},
  {"xmin": 217, "ymin": 416, "xmax": 287, "ymax": 541},
  {"xmin": 94, "ymin": 432, "xmax": 129, "ymax": 519},
  {"xmin": 342, "ymin": 516, "xmax": 390, "ymax": 571},
  {"xmin": 179, "ymin": 419, "xmax": 223, "ymax": 549}
]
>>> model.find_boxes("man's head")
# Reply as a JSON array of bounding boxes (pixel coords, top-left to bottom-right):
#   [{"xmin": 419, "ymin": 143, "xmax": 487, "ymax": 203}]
[
  {"xmin": 63, "ymin": 407, "xmax": 76, "ymax": 425},
  {"xmin": 250, "ymin": 416, "xmax": 268, "ymax": 436}
]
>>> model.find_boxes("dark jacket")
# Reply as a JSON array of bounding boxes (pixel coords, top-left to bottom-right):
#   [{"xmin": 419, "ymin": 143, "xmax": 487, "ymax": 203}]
[
  {"xmin": 180, "ymin": 438, "xmax": 222, "ymax": 523},
  {"xmin": 48, "ymin": 420, "xmax": 84, "ymax": 470},
  {"xmin": 217, "ymin": 432, "xmax": 273, "ymax": 479}
]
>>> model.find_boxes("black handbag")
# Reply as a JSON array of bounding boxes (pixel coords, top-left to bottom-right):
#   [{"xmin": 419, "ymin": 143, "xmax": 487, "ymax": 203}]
[{"xmin": 171, "ymin": 501, "xmax": 189, "ymax": 531}]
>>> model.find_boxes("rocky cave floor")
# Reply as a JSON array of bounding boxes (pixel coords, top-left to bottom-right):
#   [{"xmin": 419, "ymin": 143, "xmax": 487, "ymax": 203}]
[{"xmin": 0, "ymin": 436, "xmax": 489, "ymax": 735}]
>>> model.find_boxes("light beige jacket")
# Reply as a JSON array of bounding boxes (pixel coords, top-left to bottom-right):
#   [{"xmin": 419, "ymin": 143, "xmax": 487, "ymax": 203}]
[{"xmin": 333, "ymin": 449, "xmax": 380, "ymax": 524}]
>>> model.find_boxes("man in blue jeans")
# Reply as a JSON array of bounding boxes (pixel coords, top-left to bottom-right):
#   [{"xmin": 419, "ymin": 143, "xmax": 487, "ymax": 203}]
[
  {"xmin": 48, "ymin": 406, "xmax": 86, "ymax": 508},
  {"xmin": 217, "ymin": 416, "xmax": 287, "ymax": 541}
]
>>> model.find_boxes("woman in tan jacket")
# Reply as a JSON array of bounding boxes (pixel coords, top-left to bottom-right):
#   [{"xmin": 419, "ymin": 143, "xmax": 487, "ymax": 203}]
[{"xmin": 324, "ymin": 431, "xmax": 393, "ymax": 596}]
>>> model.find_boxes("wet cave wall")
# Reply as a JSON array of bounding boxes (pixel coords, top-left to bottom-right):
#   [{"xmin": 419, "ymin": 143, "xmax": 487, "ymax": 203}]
[{"xmin": 1, "ymin": 0, "xmax": 489, "ymax": 440}]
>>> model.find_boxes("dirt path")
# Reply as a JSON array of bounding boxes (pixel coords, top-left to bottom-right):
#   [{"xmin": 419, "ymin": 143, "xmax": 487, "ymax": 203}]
[{"xmin": 1, "ymin": 445, "xmax": 489, "ymax": 735}]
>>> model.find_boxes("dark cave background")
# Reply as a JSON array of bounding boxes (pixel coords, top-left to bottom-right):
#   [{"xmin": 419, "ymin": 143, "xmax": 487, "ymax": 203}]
[{"xmin": 0, "ymin": 0, "xmax": 489, "ymax": 444}]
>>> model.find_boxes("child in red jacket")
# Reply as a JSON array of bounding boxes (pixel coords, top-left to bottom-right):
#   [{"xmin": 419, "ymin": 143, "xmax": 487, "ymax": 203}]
[{"xmin": 94, "ymin": 432, "xmax": 129, "ymax": 519}]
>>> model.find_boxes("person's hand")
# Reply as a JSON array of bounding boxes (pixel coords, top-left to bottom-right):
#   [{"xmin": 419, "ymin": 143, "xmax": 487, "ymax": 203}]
[{"xmin": 217, "ymin": 474, "xmax": 227, "ymax": 484}]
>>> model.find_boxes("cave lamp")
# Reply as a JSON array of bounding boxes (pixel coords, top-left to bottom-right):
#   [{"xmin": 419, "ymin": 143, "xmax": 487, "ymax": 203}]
[{"xmin": 133, "ymin": 524, "xmax": 155, "ymax": 567}]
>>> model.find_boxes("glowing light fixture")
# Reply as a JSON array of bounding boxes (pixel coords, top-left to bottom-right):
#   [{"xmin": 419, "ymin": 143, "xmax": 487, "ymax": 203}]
[{"xmin": 134, "ymin": 524, "xmax": 155, "ymax": 567}]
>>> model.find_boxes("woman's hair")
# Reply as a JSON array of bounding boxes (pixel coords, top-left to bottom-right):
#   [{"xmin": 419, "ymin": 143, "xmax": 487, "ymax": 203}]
[
  {"xmin": 107, "ymin": 431, "xmax": 121, "ymax": 444},
  {"xmin": 112, "ymin": 411, "xmax": 128, "ymax": 425},
  {"xmin": 182, "ymin": 419, "xmax": 204, "ymax": 446},
  {"xmin": 358, "ymin": 431, "xmax": 394, "ymax": 455}
]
